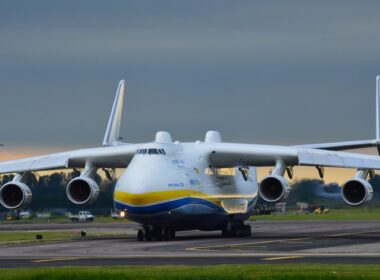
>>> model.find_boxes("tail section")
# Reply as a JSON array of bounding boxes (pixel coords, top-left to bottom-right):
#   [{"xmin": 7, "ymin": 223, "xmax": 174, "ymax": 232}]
[
  {"xmin": 376, "ymin": 75, "xmax": 380, "ymax": 141},
  {"xmin": 376, "ymin": 75, "xmax": 380, "ymax": 153},
  {"xmin": 103, "ymin": 80, "xmax": 126, "ymax": 146},
  {"xmin": 296, "ymin": 76, "xmax": 380, "ymax": 152}
]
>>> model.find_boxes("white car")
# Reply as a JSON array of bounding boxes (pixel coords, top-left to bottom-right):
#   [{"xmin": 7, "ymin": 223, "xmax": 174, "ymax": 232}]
[
  {"xmin": 19, "ymin": 210, "xmax": 31, "ymax": 219},
  {"xmin": 69, "ymin": 211, "xmax": 94, "ymax": 222}
]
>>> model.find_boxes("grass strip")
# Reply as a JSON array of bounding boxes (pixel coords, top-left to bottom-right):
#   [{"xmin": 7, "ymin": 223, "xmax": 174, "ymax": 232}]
[
  {"xmin": 251, "ymin": 207, "xmax": 380, "ymax": 221},
  {"xmin": 1, "ymin": 264, "xmax": 380, "ymax": 280},
  {"xmin": 0, "ymin": 230, "xmax": 123, "ymax": 245}
]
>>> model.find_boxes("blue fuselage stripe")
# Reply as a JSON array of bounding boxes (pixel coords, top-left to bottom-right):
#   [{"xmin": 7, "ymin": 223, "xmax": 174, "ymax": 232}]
[{"xmin": 114, "ymin": 197, "xmax": 223, "ymax": 215}]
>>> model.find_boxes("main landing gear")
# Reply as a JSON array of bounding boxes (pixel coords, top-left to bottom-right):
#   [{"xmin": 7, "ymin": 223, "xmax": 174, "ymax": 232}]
[
  {"xmin": 137, "ymin": 226, "xmax": 175, "ymax": 241},
  {"xmin": 221, "ymin": 224, "xmax": 251, "ymax": 237}
]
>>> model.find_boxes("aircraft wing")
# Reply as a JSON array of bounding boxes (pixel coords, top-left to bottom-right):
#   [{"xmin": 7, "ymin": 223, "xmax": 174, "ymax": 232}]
[
  {"xmin": 207, "ymin": 143, "xmax": 380, "ymax": 169},
  {"xmin": 294, "ymin": 139, "xmax": 379, "ymax": 151},
  {"xmin": 0, "ymin": 144, "xmax": 139, "ymax": 174}
]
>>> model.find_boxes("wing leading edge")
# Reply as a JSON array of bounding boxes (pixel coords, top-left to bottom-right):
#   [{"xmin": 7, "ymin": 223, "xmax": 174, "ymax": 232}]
[{"xmin": 0, "ymin": 144, "xmax": 139, "ymax": 174}]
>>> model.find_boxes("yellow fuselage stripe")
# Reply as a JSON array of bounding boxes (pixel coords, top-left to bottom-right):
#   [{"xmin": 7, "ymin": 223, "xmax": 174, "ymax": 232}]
[{"xmin": 114, "ymin": 190, "xmax": 256, "ymax": 207}]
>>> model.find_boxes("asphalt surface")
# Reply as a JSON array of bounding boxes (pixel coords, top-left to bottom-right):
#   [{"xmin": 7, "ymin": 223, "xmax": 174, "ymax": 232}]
[{"xmin": 1, "ymin": 220, "xmax": 380, "ymax": 267}]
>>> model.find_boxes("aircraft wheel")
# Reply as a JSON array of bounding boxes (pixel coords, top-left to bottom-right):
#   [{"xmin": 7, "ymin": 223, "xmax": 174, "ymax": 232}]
[
  {"xmin": 154, "ymin": 228, "xmax": 163, "ymax": 241},
  {"xmin": 145, "ymin": 229, "xmax": 152, "ymax": 241},
  {"xmin": 244, "ymin": 225, "xmax": 251, "ymax": 237},
  {"xmin": 137, "ymin": 229, "xmax": 144, "ymax": 241},
  {"xmin": 237, "ymin": 226, "xmax": 243, "ymax": 237},
  {"xmin": 163, "ymin": 228, "xmax": 171, "ymax": 241},
  {"xmin": 221, "ymin": 228, "xmax": 229, "ymax": 237},
  {"xmin": 170, "ymin": 229, "xmax": 176, "ymax": 239}
]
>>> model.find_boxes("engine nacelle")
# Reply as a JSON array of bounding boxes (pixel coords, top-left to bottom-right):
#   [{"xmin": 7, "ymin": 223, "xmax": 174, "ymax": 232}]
[
  {"xmin": 0, "ymin": 182, "xmax": 32, "ymax": 210},
  {"xmin": 66, "ymin": 176, "xmax": 99, "ymax": 205},
  {"xmin": 259, "ymin": 175, "xmax": 290, "ymax": 203},
  {"xmin": 341, "ymin": 178, "xmax": 373, "ymax": 206}
]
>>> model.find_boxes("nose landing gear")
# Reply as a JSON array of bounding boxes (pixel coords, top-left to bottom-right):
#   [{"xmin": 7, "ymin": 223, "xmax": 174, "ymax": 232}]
[{"xmin": 137, "ymin": 226, "xmax": 175, "ymax": 241}]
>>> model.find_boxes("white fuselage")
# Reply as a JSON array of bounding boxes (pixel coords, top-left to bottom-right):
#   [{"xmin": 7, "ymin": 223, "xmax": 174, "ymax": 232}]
[{"xmin": 114, "ymin": 142, "xmax": 258, "ymax": 230}]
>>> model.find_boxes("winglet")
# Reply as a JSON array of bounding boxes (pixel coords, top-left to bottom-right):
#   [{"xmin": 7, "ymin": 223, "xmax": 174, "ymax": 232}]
[
  {"xmin": 103, "ymin": 80, "xmax": 126, "ymax": 146},
  {"xmin": 376, "ymin": 75, "xmax": 380, "ymax": 141}
]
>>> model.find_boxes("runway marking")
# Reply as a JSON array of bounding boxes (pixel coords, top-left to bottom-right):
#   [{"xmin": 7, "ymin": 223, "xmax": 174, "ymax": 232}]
[
  {"xmin": 32, "ymin": 257, "xmax": 81, "ymax": 263},
  {"xmin": 327, "ymin": 229, "xmax": 380, "ymax": 238},
  {"xmin": 279, "ymin": 241, "xmax": 312, "ymax": 244},
  {"xmin": 262, "ymin": 256, "xmax": 303, "ymax": 261},
  {"xmin": 188, "ymin": 237, "xmax": 310, "ymax": 251},
  {"xmin": 187, "ymin": 229, "xmax": 380, "ymax": 252}
]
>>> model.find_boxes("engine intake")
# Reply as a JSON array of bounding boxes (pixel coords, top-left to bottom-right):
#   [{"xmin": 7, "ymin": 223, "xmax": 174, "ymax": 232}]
[
  {"xmin": 341, "ymin": 178, "xmax": 373, "ymax": 206},
  {"xmin": 0, "ymin": 182, "xmax": 32, "ymax": 210},
  {"xmin": 66, "ymin": 177, "xmax": 99, "ymax": 205},
  {"xmin": 259, "ymin": 175, "xmax": 290, "ymax": 203}
]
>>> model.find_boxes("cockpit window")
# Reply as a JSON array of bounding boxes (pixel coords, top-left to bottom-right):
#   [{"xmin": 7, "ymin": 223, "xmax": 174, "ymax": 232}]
[
  {"xmin": 136, "ymin": 148, "xmax": 166, "ymax": 155},
  {"xmin": 148, "ymin": 149, "xmax": 159, "ymax": 155}
]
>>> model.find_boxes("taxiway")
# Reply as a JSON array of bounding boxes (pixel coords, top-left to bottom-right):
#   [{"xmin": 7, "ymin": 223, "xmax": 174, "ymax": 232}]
[{"xmin": 0, "ymin": 220, "xmax": 379, "ymax": 267}]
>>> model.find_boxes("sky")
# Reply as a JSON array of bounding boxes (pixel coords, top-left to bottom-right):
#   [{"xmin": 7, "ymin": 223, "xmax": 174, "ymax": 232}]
[{"xmin": 1, "ymin": 1, "xmax": 380, "ymax": 182}]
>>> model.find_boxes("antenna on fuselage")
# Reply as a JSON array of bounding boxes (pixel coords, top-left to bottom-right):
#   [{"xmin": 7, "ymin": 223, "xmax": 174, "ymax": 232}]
[{"xmin": 103, "ymin": 80, "xmax": 126, "ymax": 146}]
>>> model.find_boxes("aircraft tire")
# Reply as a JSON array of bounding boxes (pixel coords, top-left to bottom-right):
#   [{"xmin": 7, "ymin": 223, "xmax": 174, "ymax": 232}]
[
  {"xmin": 237, "ymin": 226, "xmax": 243, "ymax": 237},
  {"xmin": 145, "ymin": 229, "xmax": 152, "ymax": 241},
  {"xmin": 154, "ymin": 228, "xmax": 163, "ymax": 241},
  {"xmin": 244, "ymin": 225, "xmax": 251, "ymax": 237},
  {"xmin": 163, "ymin": 228, "xmax": 171, "ymax": 241},
  {"xmin": 137, "ymin": 229, "xmax": 144, "ymax": 241},
  {"xmin": 222, "ymin": 224, "xmax": 251, "ymax": 238}
]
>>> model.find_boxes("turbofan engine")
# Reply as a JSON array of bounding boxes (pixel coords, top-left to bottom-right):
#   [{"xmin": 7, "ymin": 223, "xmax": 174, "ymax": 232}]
[
  {"xmin": 259, "ymin": 175, "xmax": 290, "ymax": 203},
  {"xmin": 66, "ymin": 165, "xmax": 99, "ymax": 205},
  {"xmin": 67, "ymin": 176, "xmax": 99, "ymax": 205},
  {"xmin": 0, "ymin": 174, "xmax": 32, "ymax": 210},
  {"xmin": 259, "ymin": 160, "xmax": 291, "ymax": 203},
  {"xmin": 341, "ymin": 171, "xmax": 373, "ymax": 206}
]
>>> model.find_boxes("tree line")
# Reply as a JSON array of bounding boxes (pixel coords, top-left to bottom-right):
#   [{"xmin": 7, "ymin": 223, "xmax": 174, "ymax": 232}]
[{"xmin": 1, "ymin": 172, "xmax": 380, "ymax": 214}]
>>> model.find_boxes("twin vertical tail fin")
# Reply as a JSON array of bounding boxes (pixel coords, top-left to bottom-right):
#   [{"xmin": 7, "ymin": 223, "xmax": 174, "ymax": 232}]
[
  {"xmin": 376, "ymin": 76, "xmax": 380, "ymax": 141},
  {"xmin": 376, "ymin": 76, "xmax": 380, "ymax": 153},
  {"xmin": 103, "ymin": 80, "xmax": 126, "ymax": 146}
]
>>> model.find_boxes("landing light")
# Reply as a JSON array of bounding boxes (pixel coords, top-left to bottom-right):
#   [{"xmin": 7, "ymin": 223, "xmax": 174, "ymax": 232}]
[{"xmin": 119, "ymin": 211, "xmax": 126, "ymax": 218}]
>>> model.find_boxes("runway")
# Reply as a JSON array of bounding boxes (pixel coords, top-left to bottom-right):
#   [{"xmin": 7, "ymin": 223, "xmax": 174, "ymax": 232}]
[{"xmin": 1, "ymin": 220, "xmax": 380, "ymax": 267}]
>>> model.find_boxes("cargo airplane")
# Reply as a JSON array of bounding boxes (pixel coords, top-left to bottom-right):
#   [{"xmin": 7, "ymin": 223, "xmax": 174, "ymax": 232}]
[{"xmin": 0, "ymin": 77, "xmax": 380, "ymax": 241}]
